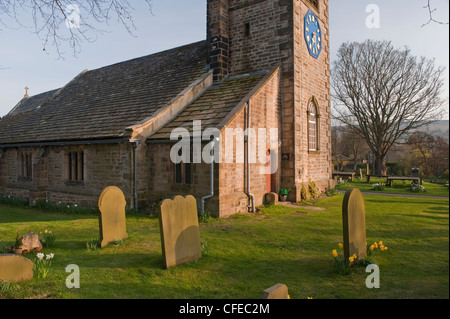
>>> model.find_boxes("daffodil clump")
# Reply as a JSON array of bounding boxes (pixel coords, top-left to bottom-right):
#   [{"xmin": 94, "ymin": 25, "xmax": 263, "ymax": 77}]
[
  {"xmin": 368, "ymin": 241, "xmax": 388, "ymax": 255},
  {"xmin": 331, "ymin": 243, "xmax": 353, "ymax": 276},
  {"xmin": 33, "ymin": 252, "xmax": 55, "ymax": 279},
  {"xmin": 40, "ymin": 229, "xmax": 56, "ymax": 248}
]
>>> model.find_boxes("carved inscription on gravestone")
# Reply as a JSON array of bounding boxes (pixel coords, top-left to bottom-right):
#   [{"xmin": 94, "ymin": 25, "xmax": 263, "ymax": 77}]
[
  {"xmin": 159, "ymin": 195, "xmax": 202, "ymax": 269},
  {"xmin": 342, "ymin": 188, "xmax": 367, "ymax": 260},
  {"xmin": 98, "ymin": 186, "xmax": 128, "ymax": 248}
]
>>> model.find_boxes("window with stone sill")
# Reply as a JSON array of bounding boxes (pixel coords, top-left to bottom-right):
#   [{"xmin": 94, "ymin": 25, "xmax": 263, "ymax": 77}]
[
  {"xmin": 18, "ymin": 151, "xmax": 33, "ymax": 181},
  {"xmin": 65, "ymin": 151, "xmax": 85, "ymax": 184}
]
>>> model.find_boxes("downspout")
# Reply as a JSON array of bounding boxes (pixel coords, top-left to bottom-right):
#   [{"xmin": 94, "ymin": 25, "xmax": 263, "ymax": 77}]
[
  {"xmin": 246, "ymin": 99, "xmax": 256, "ymax": 213},
  {"xmin": 200, "ymin": 139, "xmax": 215, "ymax": 216},
  {"xmin": 132, "ymin": 140, "xmax": 140, "ymax": 211}
]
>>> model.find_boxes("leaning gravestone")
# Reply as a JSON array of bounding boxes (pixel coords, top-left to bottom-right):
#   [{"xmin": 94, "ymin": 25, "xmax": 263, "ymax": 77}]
[
  {"xmin": 342, "ymin": 188, "xmax": 367, "ymax": 260},
  {"xmin": 261, "ymin": 283, "xmax": 289, "ymax": 299},
  {"xmin": 0, "ymin": 254, "xmax": 34, "ymax": 282},
  {"xmin": 98, "ymin": 186, "xmax": 128, "ymax": 248},
  {"xmin": 159, "ymin": 195, "xmax": 202, "ymax": 269}
]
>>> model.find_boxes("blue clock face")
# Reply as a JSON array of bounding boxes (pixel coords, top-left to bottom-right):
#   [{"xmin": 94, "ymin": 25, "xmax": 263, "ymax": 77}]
[{"xmin": 304, "ymin": 10, "xmax": 322, "ymax": 59}]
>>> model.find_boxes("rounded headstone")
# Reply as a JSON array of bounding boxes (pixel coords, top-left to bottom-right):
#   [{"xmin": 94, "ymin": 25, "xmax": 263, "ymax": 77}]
[
  {"xmin": 98, "ymin": 186, "xmax": 128, "ymax": 248},
  {"xmin": 0, "ymin": 254, "xmax": 34, "ymax": 282},
  {"xmin": 342, "ymin": 188, "xmax": 367, "ymax": 259}
]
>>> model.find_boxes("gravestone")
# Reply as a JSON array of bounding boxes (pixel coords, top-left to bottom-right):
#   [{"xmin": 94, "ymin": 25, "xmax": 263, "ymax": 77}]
[
  {"xmin": 264, "ymin": 192, "xmax": 279, "ymax": 206},
  {"xmin": 342, "ymin": 188, "xmax": 367, "ymax": 259},
  {"xmin": 0, "ymin": 254, "xmax": 34, "ymax": 282},
  {"xmin": 159, "ymin": 195, "xmax": 202, "ymax": 269},
  {"xmin": 98, "ymin": 186, "xmax": 128, "ymax": 248},
  {"xmin": 261, "ymin": 283, "xmax": 289, "ymax": 299}
]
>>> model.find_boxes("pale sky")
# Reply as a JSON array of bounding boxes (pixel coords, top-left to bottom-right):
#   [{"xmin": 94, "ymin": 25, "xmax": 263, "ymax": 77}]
[{"xmin": 0, "ymin": 0, "xmax": 449, "ymax": 118}]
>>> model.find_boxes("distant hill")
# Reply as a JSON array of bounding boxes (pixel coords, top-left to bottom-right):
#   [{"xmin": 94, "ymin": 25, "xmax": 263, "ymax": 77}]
[{"xmin": 414, "ymin": 120, "xmax": 449, "ymax": 141}]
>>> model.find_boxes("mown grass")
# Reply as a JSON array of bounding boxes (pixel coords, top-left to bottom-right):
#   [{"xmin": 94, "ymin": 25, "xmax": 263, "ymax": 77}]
[
  {"xmin": 0, "ymin": 193, "xmax": 448, "ymax": 299},
  {"xmin": 336, "ymin": 179, "xmax": 449, "ymax": 197}
]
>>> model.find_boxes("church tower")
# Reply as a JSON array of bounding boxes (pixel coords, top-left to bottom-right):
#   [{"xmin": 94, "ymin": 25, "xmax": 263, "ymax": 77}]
[{"xmin": 207, "ymin": 0, "xmax": 332, "ymax": 201}]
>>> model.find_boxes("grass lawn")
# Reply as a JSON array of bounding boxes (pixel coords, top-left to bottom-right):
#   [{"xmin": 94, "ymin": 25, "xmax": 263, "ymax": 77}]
[
  {"xmin": 336, "ymin": 179, "xmax": 449, "ymax": 197},
  {"xmin": 0, "ymin": 193, "xmax": 448, "ymax": 299}
]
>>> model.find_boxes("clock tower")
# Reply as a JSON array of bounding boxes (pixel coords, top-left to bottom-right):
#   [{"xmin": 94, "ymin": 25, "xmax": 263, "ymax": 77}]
[{"xmin": 207, "ymin": 0, "xmax": 332, "ymax": 201}]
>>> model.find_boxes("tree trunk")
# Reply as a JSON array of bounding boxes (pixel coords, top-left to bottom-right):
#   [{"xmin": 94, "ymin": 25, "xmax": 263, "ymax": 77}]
[{"xmin": 375, "ymin": 153, "xmax": 387, "ymax": 176}]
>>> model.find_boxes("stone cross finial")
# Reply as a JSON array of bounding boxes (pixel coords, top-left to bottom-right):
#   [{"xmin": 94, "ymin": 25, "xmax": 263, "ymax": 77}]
[{"xmin": 24, "ymin": 86, "xmax": 29, "ymax": 98}]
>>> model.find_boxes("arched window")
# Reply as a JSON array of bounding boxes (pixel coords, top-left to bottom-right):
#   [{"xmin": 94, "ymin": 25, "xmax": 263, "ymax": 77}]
[{"xmin": 307, "ymin": 99, "xmax": 320, "ymax": 152}]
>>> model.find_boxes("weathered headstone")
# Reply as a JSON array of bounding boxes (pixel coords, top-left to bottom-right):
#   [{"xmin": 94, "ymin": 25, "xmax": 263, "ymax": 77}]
[
  {"xmin": 0, "ymin": 254, "xmax": 34, "ymax": 282},
  {"xmin": 159, "ymin": 195, "xmax": 202, "ymax": 269},
  {"xmin": 342, "ymin": 188, "xmax": 367, "ymax": 259},
  {"xmin": 98, "ymin": 186, "xmax": 128, "ymax": 248},
  {"xmin": 261, "ymin": 283, "xmax": 289, "ymax": 299},
  {"xmin": 264, "ymin": 192, "xmax": 279, "ymax": 206}
]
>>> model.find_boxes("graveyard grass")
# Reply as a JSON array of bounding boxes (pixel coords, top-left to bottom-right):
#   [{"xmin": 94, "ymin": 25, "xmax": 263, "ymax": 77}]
[{"xmin": 0, "ymin": 193, "xmax": 448, "ymax": 299}]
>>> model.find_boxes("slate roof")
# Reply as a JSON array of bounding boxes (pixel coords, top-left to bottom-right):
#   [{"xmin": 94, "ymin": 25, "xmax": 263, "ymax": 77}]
[
  {"xmin": 149, "ymin": 71, "xmax": 269, "ymax": 140},
  {"xmin": 0, "ymin": 41, "xmax": 208, "ymax": 145},
  {"xmin": 7, "ymin": 89, "xmax": 60, "ymax": 116}
]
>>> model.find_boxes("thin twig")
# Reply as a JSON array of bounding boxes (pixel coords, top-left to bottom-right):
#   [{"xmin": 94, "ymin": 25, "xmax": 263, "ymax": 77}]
[{"xmin": 421, "ymin": 0, "xmax": 449, "ymax": 27}]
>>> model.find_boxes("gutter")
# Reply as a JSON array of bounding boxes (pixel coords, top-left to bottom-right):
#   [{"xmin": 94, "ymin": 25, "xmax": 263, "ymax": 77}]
[{"xmin": 0, "ymin": 138, "xmax": 130, "ymax": 149}]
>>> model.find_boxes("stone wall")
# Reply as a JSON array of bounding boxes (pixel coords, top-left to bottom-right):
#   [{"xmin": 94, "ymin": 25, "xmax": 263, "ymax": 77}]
[
  {"xmin": 0, "ymin": 143, "xmax": 134, "ymax": 209},
  {"xmin": 217, "ymin": 68, "xmax": 281, "ymax": 217}
]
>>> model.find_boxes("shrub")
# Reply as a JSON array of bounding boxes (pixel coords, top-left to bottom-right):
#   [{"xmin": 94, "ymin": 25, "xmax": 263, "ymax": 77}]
[
  {"xmin": 308, "ymin": 179, "xmax": 321, "ymax": 199},
  {"xmin": 300, "ymin": 182, "xmax": 311, "ymax": 201}
]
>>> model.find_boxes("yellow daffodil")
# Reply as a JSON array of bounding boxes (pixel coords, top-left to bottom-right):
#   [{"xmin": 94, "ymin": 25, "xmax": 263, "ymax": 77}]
[
  {"xmin": 370, "ymin": 245, "xmax": 375, "ymax": 251},
  {"xmin": 307, "ymin": 297, "xmax": 313, "ymax": 299},
  {"xmin": 338, "ymin": 243, "xmax": 343, "ymax": 249},
  {"xmin": 379, "ymin": 241, "xmax": 383, "ymax": 246},
  {"xmin": 349, "ymin": 257, "xmax": 355, "ymax": 262},
  {"xmin": 374, "ymin": 242, "xmax": 378, "ymax": 249},
  {"xmin": 332, "ymin": 250, "xmax": 338, "ymax": 258}
]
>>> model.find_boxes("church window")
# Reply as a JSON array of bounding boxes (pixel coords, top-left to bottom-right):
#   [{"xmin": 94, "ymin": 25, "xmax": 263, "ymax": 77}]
[
  {"xmin": 66, "ymin": 151, "xmax": 84, "ymax": 182},
  {"xmin": 308, "ymin": 99, "xmax": 320, "ymax": 152},
  {"xmin": 18, "ymin": 151, "xmax": 33, "ymax": 180}
]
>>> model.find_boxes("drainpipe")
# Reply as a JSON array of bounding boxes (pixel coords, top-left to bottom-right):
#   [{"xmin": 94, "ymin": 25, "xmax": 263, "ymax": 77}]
[
  {"xmin": 200, "ymin": 139, "xmax": 216, "ymax": 216},
  {"xmin": 245, "ymin": 99, "xmax": 256, "ymax": 213},
  {"xmin": 132, "ymin": 140, "xmax": 140, "ymax": 211}
]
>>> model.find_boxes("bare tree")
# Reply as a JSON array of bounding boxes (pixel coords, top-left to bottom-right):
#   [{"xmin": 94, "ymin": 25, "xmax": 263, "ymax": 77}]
[
  {"xmin": 331, "ymin": 40, "xmax": 446, "ymax": 175},
  {"xmin": 0, "ymin": 0, "xmax": 152, "ymax": 58},
  {"xmin": 406, "ymin": 131, "xmax": 449, "ymax": 181}
]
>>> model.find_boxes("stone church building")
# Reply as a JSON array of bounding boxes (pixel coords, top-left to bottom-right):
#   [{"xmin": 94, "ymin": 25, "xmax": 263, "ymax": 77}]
[{"xmin": 0, "ymin": 0, "xmax": 332, "ymax": 218}]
